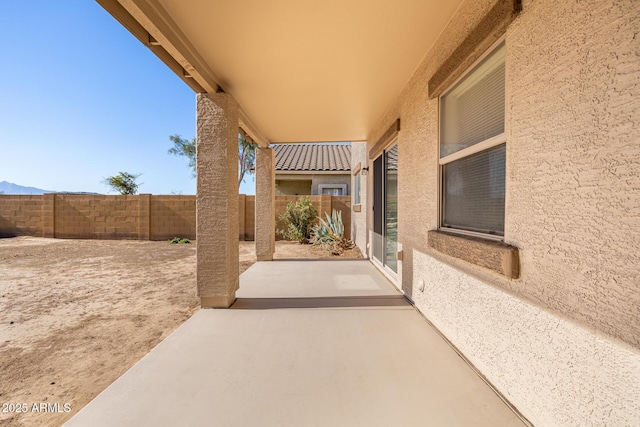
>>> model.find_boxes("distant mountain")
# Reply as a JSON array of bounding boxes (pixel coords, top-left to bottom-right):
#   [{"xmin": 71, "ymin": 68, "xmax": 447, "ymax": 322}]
[{"xmin": 0, "ymin": 181, "xmax": 54, "ymax": 195}]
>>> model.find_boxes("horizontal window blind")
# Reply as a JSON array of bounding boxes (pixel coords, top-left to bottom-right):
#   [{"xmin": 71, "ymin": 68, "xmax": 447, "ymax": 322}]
[
  {"xmin": 442, "ymin": 144, "xmax": 506, "ymax": 235},
  {"xmin": 441, "ymin": 43, "xmax": 505, "ymax": 158}
]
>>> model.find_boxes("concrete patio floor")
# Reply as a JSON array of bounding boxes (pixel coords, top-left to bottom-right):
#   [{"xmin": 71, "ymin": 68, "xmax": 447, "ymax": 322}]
[{"xmin": 65, "ymin": 260, "xmax": 527, "ymax": 427}]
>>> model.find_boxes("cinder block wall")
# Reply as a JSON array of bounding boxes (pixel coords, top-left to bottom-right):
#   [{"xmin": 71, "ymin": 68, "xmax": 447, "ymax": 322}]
[
  {"xmin": 150, "ymin": 196, "xmax": 196, "ymax": 240},
  {"xmin": 0, "ymin": 195, "xmax": 43, "ymax": 237},
  {"xmin": 244, "ymin": 196, "xmax": 255, "ymax": 241},
  {"xmin": 0, "ymin": 194, "xmax": 187, "ymax": 240},
  {"xmin": 54, "ymin": 195, "xmax": 140, "ymax": 239},
  {"xmin": 0, "ymin": 194, "xmax": 350, "ymax": 241}
]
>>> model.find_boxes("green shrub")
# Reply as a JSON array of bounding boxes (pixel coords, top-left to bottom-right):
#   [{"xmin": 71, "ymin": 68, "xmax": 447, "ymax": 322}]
[
  {"xmin": 310, "ymin": 209, "xmax": 354, "ymax": 254},
  {"xmin": 277, "ymin": 196, "xmax": 318, "ymax": 243},
  {"xmin": 169, "ymin": 237, "xmax": 191, "ymax": 244}
]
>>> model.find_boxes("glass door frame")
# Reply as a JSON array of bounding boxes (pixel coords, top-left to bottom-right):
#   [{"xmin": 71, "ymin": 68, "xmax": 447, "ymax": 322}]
[{"xmin": 371, "ymin": 140, "xmax": 398, "ymax": 278}]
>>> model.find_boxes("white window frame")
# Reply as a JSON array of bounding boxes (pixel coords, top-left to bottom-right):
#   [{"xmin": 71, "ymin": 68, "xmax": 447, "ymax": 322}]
[
  {"xmin": 354, "ymin": 172, "xmax": 361, "ymax": 205},
  {"xmin": 438, "ymin": 37, "xmax": 506, "ymax": 241},
  {"xmin": 318, "ymin": 184, "xmax": 347, "ymax": 196}
]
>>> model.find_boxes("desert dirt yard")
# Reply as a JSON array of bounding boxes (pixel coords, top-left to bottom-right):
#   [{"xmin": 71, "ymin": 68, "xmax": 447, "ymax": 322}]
[{"xmin": 0, "ymin": 237, "xmax": 362, "ymax": 427}]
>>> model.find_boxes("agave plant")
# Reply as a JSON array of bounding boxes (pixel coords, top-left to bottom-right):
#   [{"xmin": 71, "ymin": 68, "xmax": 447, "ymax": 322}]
[{"xmin": 311, "ymin": 209, "xmax": 353, "ymax": 253}]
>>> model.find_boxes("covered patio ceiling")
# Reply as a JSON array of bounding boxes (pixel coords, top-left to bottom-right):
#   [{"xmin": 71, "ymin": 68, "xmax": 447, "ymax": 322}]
[{"xmin": 99, "ymin": 0, "xmax": 464, "ymax": 143}]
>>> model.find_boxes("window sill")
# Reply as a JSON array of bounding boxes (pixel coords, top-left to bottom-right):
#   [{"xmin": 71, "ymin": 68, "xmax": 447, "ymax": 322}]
[
  {"xmin": 427, "ymin": 230, "xmax": 519, "ymax": 279},
  {"xmin": 352, "ymin": 204, "xmax": 362, "ymax": 212}
]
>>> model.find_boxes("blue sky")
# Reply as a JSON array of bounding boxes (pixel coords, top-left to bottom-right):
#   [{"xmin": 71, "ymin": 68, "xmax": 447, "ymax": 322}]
[{"xmin": 0, "ymin": 1, "xmax": 255, "ymax": 195}]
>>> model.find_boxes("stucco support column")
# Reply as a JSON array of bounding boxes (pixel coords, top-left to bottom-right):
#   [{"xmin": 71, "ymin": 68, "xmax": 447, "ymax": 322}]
[
  {"xmin": 255, "ymin": 147, "xmax": 275, "ymax": 261},
  {"xmin": 196, "ymin": 92, "xmax": 239, "ymax": 308}
]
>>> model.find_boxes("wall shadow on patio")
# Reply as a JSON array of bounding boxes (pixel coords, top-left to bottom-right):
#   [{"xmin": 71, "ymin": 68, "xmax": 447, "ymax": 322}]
[
  {"xmin": 231, "ymin": 295, "xmax": 408, "ymax": 310},
  {"xmin": 272, "ymin": 258, "xmax": 367, "ymax": 262}
]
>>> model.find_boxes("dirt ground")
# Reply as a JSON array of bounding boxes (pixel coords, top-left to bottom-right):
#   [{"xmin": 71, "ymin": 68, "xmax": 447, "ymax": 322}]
[{"xmin": 0, "ymin": 237, "xmax": 362, "ymax": 427}]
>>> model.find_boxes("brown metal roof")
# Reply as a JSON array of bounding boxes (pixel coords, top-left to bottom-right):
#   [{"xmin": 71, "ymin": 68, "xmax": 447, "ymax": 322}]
[{"xmin": 273, "ymin": 144, "xmax": 351, "ymax": 172}]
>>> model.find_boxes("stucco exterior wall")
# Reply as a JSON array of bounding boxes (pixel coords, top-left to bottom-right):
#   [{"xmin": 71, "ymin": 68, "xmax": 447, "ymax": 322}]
[
  {"xmin": 412, "ymin": 250, "xmax": 640, "ymax": 427},
  {"xmin": 505, "ymin": 0, "xmax": 639, "ymax": 346},
  {"xmin": 275, "ymin": 179, "xmax": 312, "ymax": 195},
  {"xmin": 350, "ymin": 142, "xmax": 368, "ymax": 254},
  {"xmin": 255, "ymin": 147, "xmax": 276, "ymax": 260},
  {"xmin": 311, "ymin": 174, "xmax": 350, "ymax": 195},
  {"xmin": 276, "ymin": 173, "xmax": 351, "ymax": 195},
  {"xmin": 365, "ymin": 0, "xmax": 640, "ymax": 425}
]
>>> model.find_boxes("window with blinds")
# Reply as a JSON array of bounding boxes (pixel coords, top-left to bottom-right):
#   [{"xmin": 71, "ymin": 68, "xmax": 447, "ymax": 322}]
[{"xmin": 439, "ymin": 41, "xmax": 506, "ymax": 237}]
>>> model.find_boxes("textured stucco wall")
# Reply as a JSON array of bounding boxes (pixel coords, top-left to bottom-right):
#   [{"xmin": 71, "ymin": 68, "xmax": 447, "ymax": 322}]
[
  {"xmin": 505, "ymin": 0, "xmax": 640, "ymax": 347},
  {"xmin": 255, "ymin": 147, "xmax": 275, "ymax": 260},
  {"xmin": 412, "ymin": 250, "xmax": 640, "ymax": 427},
  {"xmin": 196, "ymin": 93, "xmax": 239, "ymax": 307},
  {"xmin": 275, "ymin": 174, "xmax": 350, "ymax": 195},
  {"xmin": 365, "ymin": 0, "xmax": 640, "ymax": 424},
  {"xmin": 275, "ymin": 179, "xmax": 312, "ymax": 195},
  {"xmin": 350, "ymin": 142, "xmax": 368, "ymax": 254},
  {"xmin": 311, "ymin": 174, "xmax": 350, "ymax": 195}
]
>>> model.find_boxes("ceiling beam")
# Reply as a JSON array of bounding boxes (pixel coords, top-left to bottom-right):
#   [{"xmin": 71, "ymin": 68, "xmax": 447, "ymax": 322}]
[
  {"xmin": 96, "ymin": 0, "xmax": 205, "ymax": 93},
  {"xmin": 96, "ymin": 0, "xmax": 271, "ymax": 147}
]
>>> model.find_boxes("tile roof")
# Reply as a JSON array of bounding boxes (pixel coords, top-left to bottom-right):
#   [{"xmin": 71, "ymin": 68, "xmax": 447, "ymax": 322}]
[{"xmin": 272, "ymin": 143, "xmax": 351, "ymax": 172}]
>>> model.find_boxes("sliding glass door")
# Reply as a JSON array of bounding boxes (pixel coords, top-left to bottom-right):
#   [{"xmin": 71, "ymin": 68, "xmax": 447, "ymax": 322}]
[
  {"xmin": 372, "ymin": 143, "xmax": 398, "ymax": 274},
  {"xmin": 384, "ymin": 145, "xmax": 398, "ymax": 272}
]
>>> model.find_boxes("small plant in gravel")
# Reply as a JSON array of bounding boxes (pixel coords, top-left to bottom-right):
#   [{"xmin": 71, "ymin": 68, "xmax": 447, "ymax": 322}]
[
  {"xmin": 310, "ymin": 209, "xmax": 354, "ymax": 255},
  {"xmin": 277, "ymin": 196, "xmax": 318, "ymax": 243},
  {"xmin": 169, "ymin": 237, "xmax": 191, "ymax": 244}
]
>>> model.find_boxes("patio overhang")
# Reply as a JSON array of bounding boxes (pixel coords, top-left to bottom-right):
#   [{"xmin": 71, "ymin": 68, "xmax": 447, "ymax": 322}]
[{"xmin": 96, "ymin": 0, "xmax": 465, "ymax": 144}]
